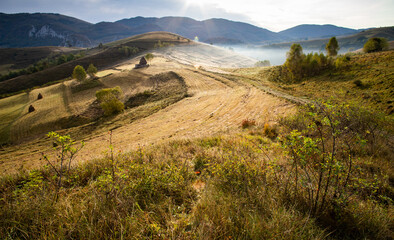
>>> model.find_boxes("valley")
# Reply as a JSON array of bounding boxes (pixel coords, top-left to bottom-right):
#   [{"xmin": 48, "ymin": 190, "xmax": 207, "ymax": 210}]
[
  {"xmin": 0, "ymin": 30, "xmax": 393, "ymax": 239},
  {"xmin": 0, "ymin": 34, "xmax": 294, "ymax": 174}
]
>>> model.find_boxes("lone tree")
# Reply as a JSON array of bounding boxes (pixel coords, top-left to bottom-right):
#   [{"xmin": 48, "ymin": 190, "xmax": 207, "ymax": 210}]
[
  {"xmin": 72, "ymin": 65, "xmax": 86, "ymax": 82},
  {"xmin": 145, "ymin": 53, "xmax": 154, "ymax": 63},
  {"xmin": 96, "ymin": 86, "xmax": 124, "ymax": 116},
  {"xmin": 87, "ymin": 63, "xmax": 98, "ymax": 77},
  {"xmin": 285, "ymin": 43, "xmax": 304, "ymax": 80},
  {"xmin": 363, "ymin": 37, "xmax": 389, "ymax": 53},
  {"xmin": 326, "ymin": 37, "xmax": 339, "ymax": 57}
]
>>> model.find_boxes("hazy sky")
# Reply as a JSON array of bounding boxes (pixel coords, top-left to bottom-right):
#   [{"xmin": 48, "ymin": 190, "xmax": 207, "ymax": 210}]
[{"xmin": 1, "ymin": 0, "xmax": 393, "ymax": 31}]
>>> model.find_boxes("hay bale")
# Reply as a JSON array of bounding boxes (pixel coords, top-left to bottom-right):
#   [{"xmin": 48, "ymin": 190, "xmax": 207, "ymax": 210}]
[
  {"xmin": 135, "ymin": 57, "xmax": 149, "ymax": 69},
  {"xmin": 28, "ymin": 105, "xmax": 35, "ymax": 113},
  {"xmin": 139, "ymin": 57, "xmax": 147, "ymax": 65},
  {"xmin": 37, "ymin": 93, "xmax": 43, "ymax": 100}
]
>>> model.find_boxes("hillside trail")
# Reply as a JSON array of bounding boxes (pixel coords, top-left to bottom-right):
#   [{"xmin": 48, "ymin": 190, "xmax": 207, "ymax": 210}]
[{"xmin": 0, "ymin": 46, "xmax": 305, "ymax": 173}]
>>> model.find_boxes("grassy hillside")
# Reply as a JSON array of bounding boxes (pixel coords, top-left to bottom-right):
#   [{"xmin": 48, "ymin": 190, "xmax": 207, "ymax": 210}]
[
  {"xmin": 0, "ymin": 67, "xmax": 187, "ymax": 145},
  {"xmin": 0, "ymin": 35, "xmax": 393, "ymax": 239},
  {"xmin": 0, "ymin": 32, "xmax": 191, "ymax": 96},
  {"xmin": 263, "ymin": 26, "xmax": 394, "ymax": 51},
  {"xmin": 1, "ymin": 99, "xmax": 392, "ymax": 239},
  {"xmin": 0, "ymin": 93, "xmax": 29, "ymax": 143},
  {"xmin": 233, "ymin": 50, "xmax": 394, "ymax": 115},
  {"xmin": 0, "ymin": 46, "xmax": 81, "ymax": 74}
]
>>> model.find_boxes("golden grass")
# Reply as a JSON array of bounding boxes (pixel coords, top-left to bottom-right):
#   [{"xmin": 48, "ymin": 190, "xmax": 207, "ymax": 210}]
[
  {"xmin": 234, "ymin": 50, "xmax": 394, "ymax": 114},
  {"xmin": 0, "ymin": 56, "xmax": 294, "ymax": 174},
  {"xmin": 10, "ymin": 83, "xmax": 71, "ymax": 143},
  {"xmin": 0, "ymin": 93, "xmax": 29, "ymax": 144}
]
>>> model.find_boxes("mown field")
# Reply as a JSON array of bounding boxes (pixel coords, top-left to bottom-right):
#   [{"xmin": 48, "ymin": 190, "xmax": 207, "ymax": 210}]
[
  {"xmin": 1, "ymin": 99, "xmax": 392, "ymax": 239},
  {"xmin": 0, "ymin": 37, "xmax": 393, "ymax": 239}
]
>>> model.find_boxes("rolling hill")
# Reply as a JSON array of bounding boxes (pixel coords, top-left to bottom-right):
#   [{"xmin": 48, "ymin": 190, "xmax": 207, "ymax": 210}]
[
  {"xmin": 3, "ymin": 13, "xmax": 387, "ymax": 48},
  {"xmin": 263, "ymin": 26, "xmax": 394, "ymax": 51},
  {"xmin": 0, "ymin": 46, "xmax": 81, "ymax": 73},
  {"xmin": 0, "ymin": 32, "xmax": 191, "ymax": 95},
  {"xmin": 0, "ymin": 30, "xmax": 393, "ymax": 240},
  {"xmin": 0, "ymin": 13, "xmax": 285, "ymax": 47},
  {"xmin": 0, "ymin": 13, "xmax": 93, "ymax": 47},
  {"xmin": 278, "ymin": 24, "xmax": 361, "ymax": 40},
  {"xmin": 117, "ymin": 16, "xmax": 284, "ymax": 44}
]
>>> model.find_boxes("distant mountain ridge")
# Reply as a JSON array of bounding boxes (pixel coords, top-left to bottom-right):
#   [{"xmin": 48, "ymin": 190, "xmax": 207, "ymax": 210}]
[
  {"xmin": 0, "ymin": 13, "xmax": 286, "ymax": 47},
  {"xmin": 278, "ymin": 24, "xmax": 362, "ymax": 40},
  {"xmin": 264, "ymin": 26, "xmax": 394, "ymax": 51},
  {"xmin": 0, "ymin": 13, "xmax": 381, "ymax": 48}
]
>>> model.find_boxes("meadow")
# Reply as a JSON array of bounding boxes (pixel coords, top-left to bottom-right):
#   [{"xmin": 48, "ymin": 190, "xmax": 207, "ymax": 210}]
[{"xmin": 0, "ymin": 33, "xmax": 393, "ymax": 239}]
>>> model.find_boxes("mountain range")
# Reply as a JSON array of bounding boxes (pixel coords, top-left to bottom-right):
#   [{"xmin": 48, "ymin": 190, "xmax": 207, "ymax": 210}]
[{"xmin": 0, "ymin": 12, "xmax": 379, "ymax": 48}]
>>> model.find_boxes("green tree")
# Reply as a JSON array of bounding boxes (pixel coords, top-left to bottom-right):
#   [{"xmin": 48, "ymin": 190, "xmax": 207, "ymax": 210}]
[
  {"xmin": 145, "ymin": 53, "xmax": 154, "ymax": 63},
  {"xmin": 363, "ymin": 37, "xmax": 389, "ymax": 53},
  {"xmin": 42, "ymin": 132, "xmax": 84, "ymax": 201},
  {"xmin": 96, "ymin": 86, "xmax": 124, "ymax": 116},
  {"xmin": 325, "ymin": 37, "xmax": 339, "ymax": 57},
  {"xmin": 57, "ymin": 54, "xmax": 67, "ymax": 65},
  {"xmin": 87, "ymin": 63, "xmax": 98, "ymax": 77},
  {"xmin": 285, "ymin": 44, "xmax": 305, "ymax": 80},
  {"xmin": 72, "ymin": 65, "xmax": 87, "ymax": 82}
]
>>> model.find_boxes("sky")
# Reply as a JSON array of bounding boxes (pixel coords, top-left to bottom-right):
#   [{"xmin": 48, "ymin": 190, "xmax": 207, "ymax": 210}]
[{"xmin": 0, "ymin": 0, "xmax": 393, "ymax": 32}]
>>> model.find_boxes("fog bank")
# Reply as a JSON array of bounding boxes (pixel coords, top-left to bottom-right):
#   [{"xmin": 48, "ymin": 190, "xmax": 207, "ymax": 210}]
[{"xmin": 219, "ymin": 45, "xmax": 349, "ymax": 66}]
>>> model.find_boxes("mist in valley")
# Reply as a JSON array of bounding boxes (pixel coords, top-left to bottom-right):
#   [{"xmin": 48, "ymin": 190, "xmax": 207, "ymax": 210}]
[{"xmin": 219, "ymin": 45, "xmax": 349, "ymax": 66}]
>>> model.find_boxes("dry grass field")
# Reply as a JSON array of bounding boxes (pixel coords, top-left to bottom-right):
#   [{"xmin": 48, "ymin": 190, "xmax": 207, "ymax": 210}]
[
  {"xmin": 0, "ymin": 33, "xmax": 393, "ymax": 240},
  {"xmin": 0, "ymin": 93, "xmax": 29, "ymax": 144},
  {"xmin": 0, "ymin": 52, "xmax": 295, "ymax": 174}
]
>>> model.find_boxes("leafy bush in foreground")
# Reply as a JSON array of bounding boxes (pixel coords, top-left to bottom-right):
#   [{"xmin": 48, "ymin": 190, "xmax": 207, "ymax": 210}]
[
  {"xmin": 280, "ymin": 100, "xmax": 393, "ymax": 236},
  {"xmin": 0, "ymin": 101, "xmax": 392, "ymax": 239}
]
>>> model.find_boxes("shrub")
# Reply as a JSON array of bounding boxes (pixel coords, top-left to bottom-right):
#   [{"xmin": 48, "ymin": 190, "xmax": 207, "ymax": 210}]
[
  {"xmin": 353, "ymin": 79, "xmax": 363, "ymax": 87},
  {"xmin": 363, "ymin": 37, "xmax": 389, "ymax": 53},
  {"xmin": 301, "ymin": 52, "xmax": 329, "ymax": 77},
  {"xmin": 280, "ymin": 100, "xmax": 393, "ymax": 217},
  {"xmin": 41, "ymin": 132, "xmax": 84, "ymax": 200},
  {"xmin": 72, "ymin": 65, "xmax": 87, "ymax": 82},
  {"xmin": 263, "ymin": 123, "xmax": 277, "ymax": 139},
  {"xmin": 154, "ymin": 40, "xmax": 174, "ymax": 48},
  {"xmin": 100, "ymin": 98, "xmax": 125, "ymax": 116},
  {"xmin": 87, "ymin": 63, "xmax": 97, "ymax": 77},
  {"xmin": 118, "ymin": 46, "xmax": 139, "ymax": 57},
  {"xmin": 145, "ymin": 53, "xmax": 154, "ymax": 63},
  {"xmin": 96, "ymin": 86, "xmax": 125, "ymax": 116},
  {"xmin": 254, "ymin": 60, "xmax": 271, "ymax": 67},
  {"xmin": 241, "ymin": 119, "xmax": 256, "ymax": 129},
  {"xmin": 335, "ymin": 54, "xmax": 351, "ymax": 69}
]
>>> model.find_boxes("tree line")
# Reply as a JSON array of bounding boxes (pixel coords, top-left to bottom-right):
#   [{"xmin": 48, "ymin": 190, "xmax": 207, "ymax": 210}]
[
  {"xmin": 283, "ymin": 36, "xmax": 389, "ymax": 81},
  {"xmin": 0, "ymin": 52, "xmax": 86, "ymax": 82}
]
